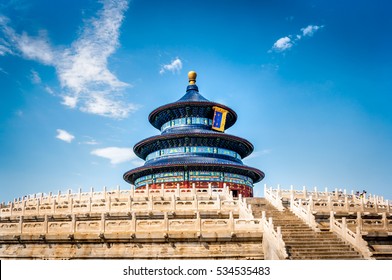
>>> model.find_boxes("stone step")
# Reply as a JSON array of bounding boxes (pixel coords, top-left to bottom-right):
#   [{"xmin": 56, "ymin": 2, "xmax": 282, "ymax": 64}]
[
  {"xmin": 290, "ymin": 252, "xmax": 361, "ymax": 257},
  {"xmin": 290, "ymin": 255, "xmax": 363, "ymax": 260},
  {"xmin": 280, "ymin": 233, "xmax": 340, "ymax": 238},
  {"xmin": 285, "ymin": 241, "xmax": 348, "ymax": 246},
  {"xmin": 288, "ymin": 247, "xmax": 357, "ymax": 252},
  {"xmin": 279, "ymin": 227, "xmax": 317, "ymax": 231},
  {"xmin": 250, "ymin": 199, "xmax": 364, "ymax": 260}
]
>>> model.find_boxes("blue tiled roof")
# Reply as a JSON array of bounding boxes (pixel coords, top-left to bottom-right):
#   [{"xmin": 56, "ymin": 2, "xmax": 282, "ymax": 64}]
[{"xmin": 176, "ymin": 85, "xmax": 209, "ymax": 102}]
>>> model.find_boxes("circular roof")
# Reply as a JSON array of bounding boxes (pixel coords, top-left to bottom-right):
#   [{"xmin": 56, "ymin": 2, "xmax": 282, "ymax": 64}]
[
  {"xmin": 123, "ymin": 162, "xmax": 265, "ymax": 185},
  {"xmin": 133, "ymin": 131, "xmax": 254, "ymax": 160},
  {"xmin": 148, "ymin": 85, "xmax": 237, "ymax": 130}
]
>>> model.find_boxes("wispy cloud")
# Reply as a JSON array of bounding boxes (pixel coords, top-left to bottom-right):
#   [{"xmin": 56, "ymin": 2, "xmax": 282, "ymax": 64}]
[
  {"xmin": 269, "ymin": 24, "xmax": 324, "ymax": 53},
  {"xmin": 271, "ymin": 37, "xmax": 293, "ymax": 52},
  {"xmin": 301, "ymin": 25, "xmax": 323, "ymax": 37},
  {"xmin": 44, "ymin": 85, "xmax": 54, "ymax": 95},
  {"xmin": 79, "ymin": 136, "xmax": 99, "ymax": 145},
  {"xmin": 159, "ymin": 57, "xmax": 182, "ymax": 74},
  {"xmin": 0, "ymin": 44, "xmax": 12, "ymax": 56},
  {"xmin": 30, "ymin": 69, "xmax": 41, "ymax": 84},
  {"xmin": 0, "ymin": 67, "xmax": 8, "ymax": 75},
  {"xmin": 56, "ymin": 129, "xmax": 75, "ymax": 143},
  {"xmin": 0, "ymin": 0, "xmax": 137, "ymax": 119},
  {"xmin": 246, "ymin": 149, "xmax": 272, "ymax": 160},
  {"xmin": 91, "ymin": 147, "xmax": 140, "ymax": 165}
]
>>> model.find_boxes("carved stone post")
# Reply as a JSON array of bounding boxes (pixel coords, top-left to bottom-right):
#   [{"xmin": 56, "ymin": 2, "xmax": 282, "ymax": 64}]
[
  {"xmin": 148, "ymin": 197, "xmax": 153, "ymax": 211},
  {"xmin": 22, "ymin": 200, "xmax": 26, "ymax": 216},
  {"xmin": 100, "ymin": 212, "xmax": 105, "ymax": 233},
  {"xmin": 52, "ymin": 198, "xmax": 56, "ymax": 214},
  {"xmin": 44, "ymin": 215, "xmax": 48, "ymax": 234},
  {"xmin": 329, "ymin": 211, "xmax": 334, "ymax": 231},
  {"xmin": 107, "ymin": 196, "xmax": 111, "ymax": 213},
  {"xmin": 71, "ymin": 214, "xmax": 76, "ymax": 233},
  {"xmin": 196, "ymin": 211, "xmax": 201, "ymax": 236},
  {"xmin": 172, "ymin": 194, "xmax": 176, "ymax": 211},
  {"xmin": 342, "ymin": 217, "xmax": 347, "ymax": 239},
  {"xmin": 164, "ymin": 212, "xmax": 169, "ymax": 232},
  {"xmin": 382, "ymin": 212, "xmax": 388, "ymax": 230},
  {"xmin": 229, "ymin": 211, "xmax": 234, "ymax": 233},
  {"xmin": 345, "ymin": 196, "xmax": 349, "ymax": 212},
  {"xmin": 19, "ymin": 216, "xmax": 23, "ymax": 234},
  {"xmin": 357, "ymin": 212, "xmax": 363, "ymax": 231},
  {"xmin": 131, "ymin": 212, "xmax": 136, "ymax": 233},
  {"xmin": 328, "ymin": 196, "xmax": 332, "ymax": 211}
]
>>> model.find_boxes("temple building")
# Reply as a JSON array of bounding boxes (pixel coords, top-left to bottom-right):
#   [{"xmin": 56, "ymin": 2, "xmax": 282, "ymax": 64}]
[
  {"xmin": 123, "ymin": 71, "xmax": 264, "ymax": 197},
  {"xmin": 0, "ymin": 71, "xmax": 391, "ymax": 260}
]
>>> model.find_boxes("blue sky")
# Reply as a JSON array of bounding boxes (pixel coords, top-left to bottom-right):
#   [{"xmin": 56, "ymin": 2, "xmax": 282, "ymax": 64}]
[{"xmin": 1, "ymin": 0, "xmax": 391, "ymax": 203}]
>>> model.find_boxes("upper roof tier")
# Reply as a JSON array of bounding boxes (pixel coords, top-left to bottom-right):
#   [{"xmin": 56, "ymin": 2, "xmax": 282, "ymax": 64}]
[{"xmin": 149, "ymin": 71, "xmax": 237, "ymax": 131}]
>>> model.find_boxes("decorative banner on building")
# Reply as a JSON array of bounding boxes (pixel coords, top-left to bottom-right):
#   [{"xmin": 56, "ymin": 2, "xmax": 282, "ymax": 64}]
[{"xmin": 212, "ymin": 106, "xmax": 228, "ymax": 132}]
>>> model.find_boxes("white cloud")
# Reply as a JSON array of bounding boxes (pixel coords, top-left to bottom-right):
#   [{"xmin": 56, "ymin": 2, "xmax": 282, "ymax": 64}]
[
  {"xmin": 270, "ymin": 24, "xmax": 324, "ymax": 53},
  {"xmin": 0, "ymin": 0, "xmax": 137, "ymax": 119},
  {"xmin": 80, "ymin": 92, "xmax": 139, "ymax": 118},
  {"xmin": 0, "ymin": 67, "xmax": 8, "ymax": 75},
  {"xmin": 91, "ymin": 147, "xmax": 139, "ymax": 164},
  {"xmin": 16, "ymin": 31, "xmax": 55, "ymax": 64},
  {"xmin": 301, "ymin": 25, "xmax": 323, "ymax": 37},
  {"xmin": 272, "ymin": 37, "xmax": 293, "ymax": 52},
  {"xmin": 62, "ymin": 95, "xmax": 78, "ymax": 108},
  {"xmin": 83, "ymin": 140, "xmax": 99, "ymax": 145},
  {"xmin": 56, "ymin": 129, "xmax": 75, "ymax": 143},
  {"xmin": 30, "ymin": 69, "xmax": 41, "ymax": 84},
  {"xmin": 79, "ymin": 136, "xmax": 99, "ymax": 145},
  {"xmin": 246, "ymin": 149, "xmax": 272, "ymax": 160},
  {"xmin": 160, "ymin": 57, "xmax": 182, "ymax": 74},
  {"xmin": 0, "ymin": 44, "xmax": 12, "ymax": 56},
  {"xmin": 44, "ymin": 85, "xmax": 54, "ymax": 95}
]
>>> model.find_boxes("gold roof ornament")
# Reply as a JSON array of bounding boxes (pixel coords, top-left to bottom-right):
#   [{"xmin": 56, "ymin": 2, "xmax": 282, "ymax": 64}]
[{"xmin": 188, "ymin": 71, "xmax": 197, "ymax": 85}]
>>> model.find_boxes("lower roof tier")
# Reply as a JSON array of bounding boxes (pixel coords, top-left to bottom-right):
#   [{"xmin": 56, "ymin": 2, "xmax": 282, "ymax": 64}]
[
  {"xmin": 134, "ymin": 131, "xmax": 254, "ymax": 160},
  {"xmin": 123, "ymin": 162, "xmax": 265, "ymax": 185}
]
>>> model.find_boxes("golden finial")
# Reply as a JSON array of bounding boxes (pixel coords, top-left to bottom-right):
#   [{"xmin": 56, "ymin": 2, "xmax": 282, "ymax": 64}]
[{"xmin": 188, "ymin": 71, "xmax": 197, "ymax": 85}]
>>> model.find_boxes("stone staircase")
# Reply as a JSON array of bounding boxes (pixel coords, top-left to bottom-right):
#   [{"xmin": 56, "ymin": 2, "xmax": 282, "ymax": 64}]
[{"xmin": 247, "ymin": 198, "xmax": 364, "ymax": 260}]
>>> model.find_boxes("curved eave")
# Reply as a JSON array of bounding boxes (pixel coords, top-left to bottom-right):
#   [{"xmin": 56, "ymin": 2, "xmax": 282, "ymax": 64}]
[
  {"xmin": 148, "ymin": 101, "xmax": 237, "ymax": 130},
  {"xmin": 123, "ymin": 163, "xmax": 265, "ymax": 185},
  {"xmin": 133, "ymin": 132, "xmax": 254, "ymax": 159}
]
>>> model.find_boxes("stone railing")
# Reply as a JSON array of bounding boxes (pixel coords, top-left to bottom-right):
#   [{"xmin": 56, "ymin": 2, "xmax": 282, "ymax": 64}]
[
  {"xmin": 237, "ymin": 194, "xmax": 255, "ymax": 219},
  {"xmin": 290, "ymin": 198, "xmax": 320, "ymax": 232},
  {"xmin": 0, "ymin": 185, "xmax": 238, "ymax": 218},
  {"xmin": 261, "ymin": 212, "xmax": 288, "ymax": 260},
  {"xmin": 264, "ymin": 185, "xmax": 392, "ymax": 214},
  {"xmin": 0, "ymin": 196, "xmax": 242, "ymax": 218},
  {"xmin": 263, "ymin": 185, "xmax": 284, "ymax": 211},
  {"xmin": 329, "ymin": 212, "xmax": 373, "ymax": 259},
  {"xmin": 339, "ymin": 212, "xmax": 392, "ymax": 233},
  {"xmin": 0, "ymin": 211, "xmax": 263, "ymax": 241},
  {"xmin": 1, "ymin": 184, "xmax": 231, "ymax": 208}
]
